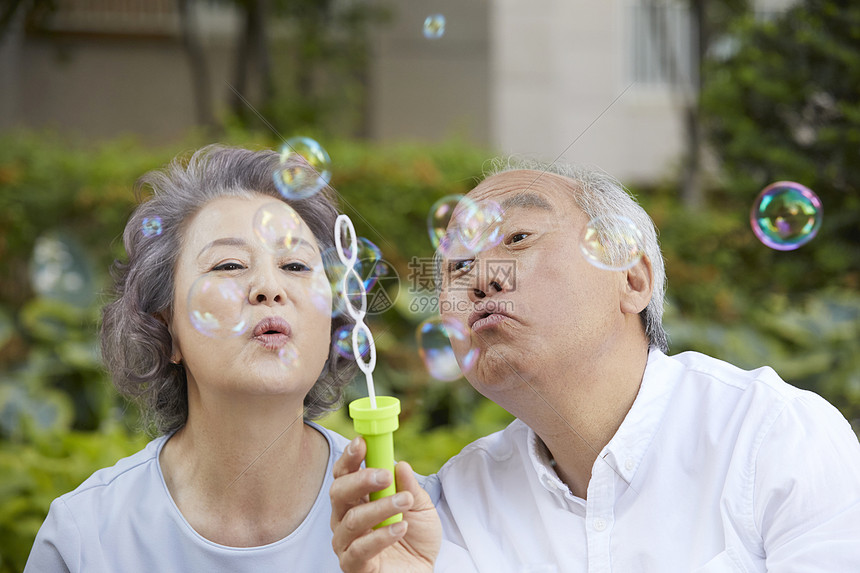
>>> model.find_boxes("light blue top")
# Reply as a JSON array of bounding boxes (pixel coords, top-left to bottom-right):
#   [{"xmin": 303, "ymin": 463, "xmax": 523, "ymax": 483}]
[{"xmin": 24, "ymin": 421, "xmax": 349, "ymax": 573}]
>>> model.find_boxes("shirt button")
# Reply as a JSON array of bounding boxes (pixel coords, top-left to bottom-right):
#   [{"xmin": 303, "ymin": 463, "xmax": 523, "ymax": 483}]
[
  {"xmin": 593, "ymin": 518, "xmax": 607, "ymax": 531},
  {"xmin": 625, "ymin": 458, "xmax": 635, "ymax": 471}
]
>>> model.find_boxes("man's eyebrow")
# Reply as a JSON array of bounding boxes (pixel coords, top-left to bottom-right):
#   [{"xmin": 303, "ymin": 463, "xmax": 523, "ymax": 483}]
[{"xmin": 500, "ymin": 192, "xmax": 554, "ymax": 212}]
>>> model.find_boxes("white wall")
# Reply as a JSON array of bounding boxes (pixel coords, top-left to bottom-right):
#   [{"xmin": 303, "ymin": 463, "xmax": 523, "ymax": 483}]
[
  {"xmin": 369, "ymin": 0, "xmax": 490, "ymax": 144},
  {"xmin": 490, "ymin": 0, "xmax": 687, "ymax": 184}
]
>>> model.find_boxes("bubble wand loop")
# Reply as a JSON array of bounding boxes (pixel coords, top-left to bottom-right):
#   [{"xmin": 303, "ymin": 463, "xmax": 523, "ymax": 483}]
[
  {"xmin": 334, "ymin": 215, "xmax": 378, "ymax": 407},
  {"xmin": 335, "ymin": 215, "xmax": 402, "ymax": 527}
]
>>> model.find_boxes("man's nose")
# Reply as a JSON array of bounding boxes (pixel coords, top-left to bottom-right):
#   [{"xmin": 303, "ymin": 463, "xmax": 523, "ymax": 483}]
[{"xmin": 467, "ymin": 259, "xmax": 514, "ymax": 302}]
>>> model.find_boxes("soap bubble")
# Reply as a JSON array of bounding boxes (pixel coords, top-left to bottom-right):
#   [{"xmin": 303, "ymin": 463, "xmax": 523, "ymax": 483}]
[
  {"xmin": 423, "ymin": 14, "xmax": 445, "ymax": 39},
  {"xmin": 750, "ymin": 181, "xmax": 822, "ymax": 251},
  {"xmin": 274, "ymin": 137, "xmax": 332, "ymax": 200},
  {"xmin": 334, "ymin": 324, "xmax": 370, "ymax": 360},
  {"xmin": 580, "ymin": 215, "xmax": 645, "ymax": 271},
  {"xmin": 253, "ymin": 201, "xmax": 303, "ymax": 253},
  {"xmin": 322, "ymin": 238, "xmax": 392, "ymax": 317},
  {"xmin": 29, "ymin": 232, "xmax": 95, "ymax": 307},
  {"xmin": 141, "ymin": 217, "xmax": 163, "ymax": 238},
  {"xmin": 348, "ymin": 237, "xmax": 386, "ymax": 292},
  {"xmin": 187, "ymin": 276, "xmax": 251, "ymax": 338},
  {"xmin": 307, "ymin": 262, "xmax": 335, "ymax": 317},
  {"xmin": 452, "ymin": 199, "xmax": 504, "ymax": 254},
  {"xmin": 429, "ymin": 196, "xmax": 505, "ymax": 257},
  {"xmin": 416, "ymin": 316, "xmax": 478, "ymax": 381}
]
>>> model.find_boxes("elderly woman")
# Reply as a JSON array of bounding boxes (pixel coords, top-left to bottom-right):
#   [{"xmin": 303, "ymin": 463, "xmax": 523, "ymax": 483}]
[{"xmin": 25, "ymin": 145, "xmax": 359, "ymax": 571}]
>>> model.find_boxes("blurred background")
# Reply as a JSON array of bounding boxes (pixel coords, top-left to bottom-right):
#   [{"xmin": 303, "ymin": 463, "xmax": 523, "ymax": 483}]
[{"xmin": 1, "ymin": 0, "xmax": 858, "ymax": 569}]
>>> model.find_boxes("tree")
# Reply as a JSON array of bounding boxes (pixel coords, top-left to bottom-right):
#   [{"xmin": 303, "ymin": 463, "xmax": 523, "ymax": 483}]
[
  {"xmin": 700, "ymin": 0, "xmax": 860, "ymax": 293},
  {"xmin": 228, "ymin": 0, "xmax": 390, "ymax": 137}
]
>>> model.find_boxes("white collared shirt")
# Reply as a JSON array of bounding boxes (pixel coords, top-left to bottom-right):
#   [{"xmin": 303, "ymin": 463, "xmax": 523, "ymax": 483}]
[{"xmin": 424, "ymin": 349, "xmax": 860, "ymax": 572}]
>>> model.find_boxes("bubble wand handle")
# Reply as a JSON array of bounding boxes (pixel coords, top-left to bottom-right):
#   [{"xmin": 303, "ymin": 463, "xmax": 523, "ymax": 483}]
[{"xmin": 335, "ymin": 215, "xmax": 401, "ymax": 526}]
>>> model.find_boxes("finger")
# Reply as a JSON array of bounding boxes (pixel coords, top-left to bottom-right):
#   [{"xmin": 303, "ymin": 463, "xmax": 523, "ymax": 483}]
[
  {"xmin": 338, "ymin": 520, "xmax": 408, "ymax": 573},
  {"xmin": 333, "ymin": 491, "xmax": 414, "ymax": 554},
  {"xmin": 330, "ymin": 467, "xmax": 395, "ymax": 527},
  {"xmin": 333, "ymin": 436, "xmax": 366, "ymax": 479},
  {"xmin": 394, "ymin": 461, "xmax": 434, "ymax": 510}
]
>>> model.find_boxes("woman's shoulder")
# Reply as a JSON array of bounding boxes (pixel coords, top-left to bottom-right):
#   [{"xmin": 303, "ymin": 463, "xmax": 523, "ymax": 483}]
[
  {"xmin": 306, "ymin": 420, "xmax": 351, "ymax": 458},
  {"xmin": 58, "ymin": 434, "xmax": 169, "ymax": 511}
]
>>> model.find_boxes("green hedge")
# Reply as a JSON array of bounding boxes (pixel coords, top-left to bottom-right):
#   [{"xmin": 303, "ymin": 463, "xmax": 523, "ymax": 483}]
[{"xmin": 1, "ymin": 129, "xmax": 858, "ymax": 572}]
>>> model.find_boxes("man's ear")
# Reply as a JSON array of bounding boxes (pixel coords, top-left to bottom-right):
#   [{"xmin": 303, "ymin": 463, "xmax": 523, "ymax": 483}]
[{"xmin": 620, "ymin": 255, "xmax": 653, "ymax": 315}]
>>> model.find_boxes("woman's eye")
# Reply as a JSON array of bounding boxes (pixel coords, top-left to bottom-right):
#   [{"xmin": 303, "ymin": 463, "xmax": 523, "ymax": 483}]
[
  {"xmin": 213, "ymin": 262, "xmax": 244, "ymax": 271},
  {"xmin": 282, "ymin": 262, "xmax": 311, "ymax": 272},
  {"xmin": 509, "ymin": 232, "xmax": 529, "ymax": 244}
]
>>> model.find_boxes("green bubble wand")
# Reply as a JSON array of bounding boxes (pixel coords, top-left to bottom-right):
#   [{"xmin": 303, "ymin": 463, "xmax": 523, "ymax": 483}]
[{"xmin": 335, "ymin": 215, "xmax": 402, "ymax": 527}]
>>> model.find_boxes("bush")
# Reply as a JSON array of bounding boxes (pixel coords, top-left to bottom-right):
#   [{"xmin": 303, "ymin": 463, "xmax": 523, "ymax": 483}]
[{"xmin": 1, "ymin": 128, "xmax": 858, "ymax": 571}]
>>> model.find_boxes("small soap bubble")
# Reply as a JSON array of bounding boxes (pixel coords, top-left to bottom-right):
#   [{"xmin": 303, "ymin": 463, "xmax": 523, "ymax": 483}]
[
  {"xmin": 276, "ymin": 346, "xmax": 301, "ymax": 370},
  {"xmin": 580, "ymin": 215, "xmax": 645, "ymax": 271},
  {"xmin": 416, "ymin": 316, "xmax": 478, "ymax": 381},
  {"xmin": 187, "ymin": 276, "xmax": 251, "ymax": 338},
  {"xmin": 429, "ymin": 195, "xmax": 495, "ymax": 257},
  {"xmin": 428, "ymin": 195, "xmax": 465, "ymax": 250},
  {"xmin": 750, "ymin": 181, "xmax": 822, "ymax": 251},
  {"xmin": 334, "ymin": 324, "xmax": 370, "ymax": 360},
  {"xmin": 253, "ymin": 201, "xmax": 303, "ymax": 253},
  {"xmin": 141, "ymin": 217, "xmax": 163, "ymax": 238},
  {"xmin": 322, "ymin": 247, "xmax": 366, "ymax": 318},
  {"xmin": 423, "ymin": 14, "xmax": 445, "ymax": 39},
  {"xmin": 274, "ymin": 137, "xmax": 332, "ymax": 200},
  {"xmin": 322, "ymin": 237, "xmax": 389, "ymax": 317}
]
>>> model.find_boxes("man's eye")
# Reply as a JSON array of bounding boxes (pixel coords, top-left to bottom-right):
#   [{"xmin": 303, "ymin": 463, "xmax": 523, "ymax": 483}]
[
  {"xmin": 213, "ymin": 262, "xmax": 244, "ymax": 271},
  {"xmin": 282, "ymin": 262, "xmax": 311, "ymax": 272},
  {"xmin": 510, "ymin": 232, "xmax": 529, "ymax": 244},
  {"xmin": 451, "ymin": 259, "xmax": 474, "ymax": 273}
]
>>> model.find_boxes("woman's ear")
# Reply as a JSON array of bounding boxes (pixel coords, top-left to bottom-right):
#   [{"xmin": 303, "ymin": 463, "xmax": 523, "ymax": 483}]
[
  {"xmin": 620, "ymin": 255, "xmax": 653, "ymax": 315},
  {"xmin": 155, "ymin": 311, "xmax": 182, "ymax": 364}
]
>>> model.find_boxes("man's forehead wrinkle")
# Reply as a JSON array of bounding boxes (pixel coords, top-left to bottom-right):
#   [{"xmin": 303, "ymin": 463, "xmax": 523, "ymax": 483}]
[
  {"xmin": 500, "ymin": 192, "xmax": 554, "ymax": 212},
  {"xmin": 470, "ymin": 170, "xmax": 580, "ymax": 201}
]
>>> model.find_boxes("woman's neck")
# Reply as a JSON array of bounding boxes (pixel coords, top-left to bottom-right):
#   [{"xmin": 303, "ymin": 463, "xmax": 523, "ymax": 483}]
[{"xmin": 158, "ymin": 392, "xmax": 330, "ymax": 547}]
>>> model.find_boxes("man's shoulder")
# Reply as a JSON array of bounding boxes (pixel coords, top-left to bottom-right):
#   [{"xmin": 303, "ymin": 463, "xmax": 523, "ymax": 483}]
[
  {"xmin": 436, "ymin": 419, "xmax": 527, "ymax": 477},
  {"xmin": 662, "ymin": 350, "xmax": 847, "ymax": 441},
  {"xmin": 423, "ymin": 419, "xmax": 529, "ymax": 508},
  {"xmin": 666, "ymin": 349, "xmax": 806, "ymax": 403}
]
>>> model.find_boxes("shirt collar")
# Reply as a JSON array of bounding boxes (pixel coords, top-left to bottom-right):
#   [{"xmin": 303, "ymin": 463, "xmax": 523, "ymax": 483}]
[
  {"xmin": 526, "ymin": 422, "xmax": 586, "ymax": 507},
  {"xmin": 602, "ymin": 348, "xmax": 682, "ymax": 483},
  {"xmin": 525, "ymin": 348, "xmax": 681, "ymax": 492}
]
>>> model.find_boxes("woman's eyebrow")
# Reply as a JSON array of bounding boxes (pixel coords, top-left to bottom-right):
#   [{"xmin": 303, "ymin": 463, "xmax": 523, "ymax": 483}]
[
  {"xmin": 500, "ymin": 192, "xmax": 554, "ymax": 212},
  {"xmin": 198, "ymin": 236, "xmax": 318, "ymax": 258},
  {"xmin": 198, "ymin": 237, "xmax": 248, "ymax": 258}
]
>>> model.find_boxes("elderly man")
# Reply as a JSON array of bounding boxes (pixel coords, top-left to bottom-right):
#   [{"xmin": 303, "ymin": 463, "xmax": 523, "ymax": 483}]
[{"xmin": 329, "ymin": 160, "xmax": 860, "ymax": 572}]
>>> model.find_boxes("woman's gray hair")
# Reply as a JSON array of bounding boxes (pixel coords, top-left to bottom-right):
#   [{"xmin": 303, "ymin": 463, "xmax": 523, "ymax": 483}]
[
  {"xmin": 101, "ymin": 144, "xmax": 355, "ymax": 435},
  {"xmin": 484, "ymin": 157, "xmax": 669, "ymax": 352}
]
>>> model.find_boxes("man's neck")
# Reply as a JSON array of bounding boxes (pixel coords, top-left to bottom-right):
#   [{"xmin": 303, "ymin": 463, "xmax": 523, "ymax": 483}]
[{"xmin": 515, "ymin": 345, "xmax": 650, "ymax": 499}]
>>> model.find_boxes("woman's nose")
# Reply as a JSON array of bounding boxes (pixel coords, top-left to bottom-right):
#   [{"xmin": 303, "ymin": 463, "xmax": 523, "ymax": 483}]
[{"xmin": 249, "ymin": 266, "xmax": 287, "ymax": 305}]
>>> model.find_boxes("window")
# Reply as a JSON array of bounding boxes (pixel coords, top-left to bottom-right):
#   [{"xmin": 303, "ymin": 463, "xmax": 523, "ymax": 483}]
[{"xmin": 627, "ymin": 0, "xmax": 698, "ymax": 89}]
